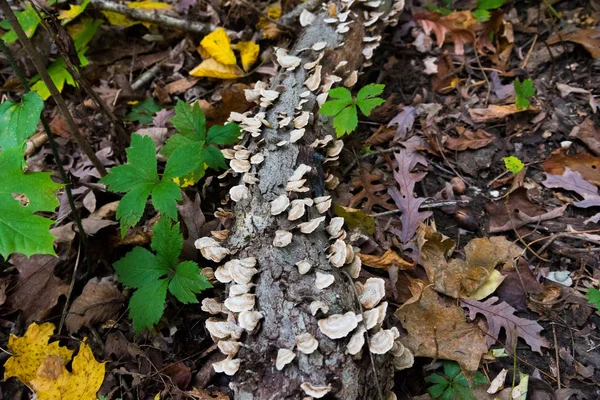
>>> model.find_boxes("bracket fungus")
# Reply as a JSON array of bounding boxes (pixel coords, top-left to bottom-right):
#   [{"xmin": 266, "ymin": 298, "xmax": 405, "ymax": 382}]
[
  {"xmin": 195, "ymin": 237, "xmax": 230, "ymax": 262},
  {"xmin": 213, "ymin": 357, "xmax": 241, "ymax": 376},
  {"xmin": 273, "ymin": 230, "xmax": 293, "ymax": 247},
  {"xmin": 295, "ymin": 333, "xmax": 319, "ymax": 354},
  {"xmin": 300, "ymin": 382, "xmax": 332, "ymax": 398},
  {"xmin": 275, "ymin": 348, "xmax": 296, "ymax": 370},
  {"xmin": 318, "ymin": 311, "xmax": 361, "ymax": 339},
  {"xmin": 368, "ymin": 327, "xmax": 399, "ymax": 355},
  {"xmin": 358, "ymin": 278, "xmax": 386, "ymax": 309},
  {"xmin": 315, "ymin": 272, "xmax": 335, "ymax": 289},
  {"xmin": 238, "ymin": 310, "xmax": 263, "ymax": 331},
  {"xmin": 296, "ymin": 260, "xmax": 312, "ymax": 275},
  {"xmin": 224, "ymin": 294, "xmax": 256, "ymax": 313}
]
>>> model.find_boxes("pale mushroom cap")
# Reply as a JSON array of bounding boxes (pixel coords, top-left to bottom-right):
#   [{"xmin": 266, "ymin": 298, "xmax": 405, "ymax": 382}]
[
  {"xmin": 273, "ymin": 230, "xmax": 293, "ymax": 247},
  {"xmin": 230, "ymin": 159, "xmax": 251, "ymax": 173},
  {"xmin": 276, "ymin": 348, "xmax": 296, "ymax": 370},
  {"xmin": 363, "ymin": 301, "xmax": 388, "ymax": 330},
  {"xmin": 213, "ymin": 357, "xmax": 240, "ymax": 376},
  {"xmin": 347, "ymin": 325, "xmax": 367, "ymax": 355},
  {"xmin": 345, "ymin": 255, "xmax": 362, "ymax": 279},
  {"xmin": 304, "ymin": 65, "xmax": 322, "ymax": 91},
  {"xmin": 270, "ymin": 194, "xmax": 290, "ymax": 215},
  {"xmin": 359, "ymin": 278, "xmax": 386, "ymax": 309},
  {"xmin": 310, "ymin": 300, "xmax": 329, "ymax": 316},
  {"xmin": 224, "ymin": 294, "xmax": 256, "ymax": 313},
  {"xmin": 298, "ymin": 216, "xmax": 326, "ymax": 234},
  {"xmin": 318, "ymin": 311, "xmax": 361, "ymax": 339},
  {"xmin": 230, "ymin": 264, "xmax": 259, "ymax": 285},
  {"xmin": 328, "ymin": 239, "xmax": 348, "ymax": 268},
  {"xmin": 326, "ymin": 217, "xmax": 345, "ymax": 238},
  {"xmin": 369, "ymin": 328, "xmax": 396, "ymax": 354},
  {"xmin": 326, "ymin": 140, "xmax": 344, "ymax": 157},
  {"xmin": 289, "ymin": 164, "xmax": 312, "ymax": 181},
  {"xmin": 296, "ymin": 260, "xmax": 312, "ymax": 275},
  {"xmin": 299, "ymin": 9, "xmax": 316, "ymax": 26},
  {"xmin": 229, "ymin": 283, "xmax": 255, "ymax": 297},
  {"xmin": 393, "ymin": 347, "xmax": 415, "ymax": 370},
  {"xmin": 290, "ymin": 128, "xmax": 305, "ymax": 143},
  {"xmin": 300, "ymin": 382, "xmax": 332, "ymax": 398},
  {"xmin": 214, "ymin": 265, "xmax": 233, "ymax": 283},
  {"xmin": 230, "ymin": 185, "xmax": 251, "ymax": 202},
  {"xmin": 315, "ymin": 272, "xmax": 335, "ymax": 289},
  {"xmin": 238, "ymin": 310, "xmax": 263, "ymax": 331},
  {"xmin": 201, "ymin": 298, "xmax": 226, "ymax": 315},
  {"xmin": 195, "ymin": 237, "xmax": 230, "ymax": 262},
  {"xmin": 205, "ymin": 318, "xmax": 243, "ymax": 340},
  {"xmin": 296, "ymin": 333, "xmax": 319, "ymax": 354},
  {"xmin": 217, "ymin": 340, "xmax": 242, "ymax": 356}
]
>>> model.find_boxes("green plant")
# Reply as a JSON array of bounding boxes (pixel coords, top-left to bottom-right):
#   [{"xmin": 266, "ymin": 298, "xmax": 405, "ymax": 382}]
[
  {"xmin": 0, "ymin": 5, "xmax": 41, "ymax": 44},
  {"xmin": 125, "ymin": 98, "xmax": 163, "ymax": 124},
  {"xmin": 113, "ymin": 217, "xmax": 212, "ymax": 333},
  {"xmin": 319, "ymin": 83, "xmax": 385, "ymax": 137},
  {"xmin": 473, "ymin": 0, "xmax": 505, "ymax": 22},
  {"xmin": 425, "ymin": 361, "xmax": 487, "ymax": 400},
  {"xmin": 160, "ymin": 100, "xmax": 241, "ymax": 183},
  {"xmin": 585, "ymin": 287, "xmax": 600, "ymax": 311},
  {"xmin": 503, "ymin": 155, "xmax": 524, "ymax": 174},
  {"xmin": 514, "ymin": 78, "xmax": 536, "ymax": 110}
]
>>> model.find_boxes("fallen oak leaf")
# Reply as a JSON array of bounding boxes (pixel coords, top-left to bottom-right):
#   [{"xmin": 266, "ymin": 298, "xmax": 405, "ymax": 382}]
[
  {"xmin": 4, "ymin": 322, "xmax": 73, "ymax": 385},
  {"xmin": 547, "ymin": 28, "xmax": 600, "ymax": 59},
  {"xmin": 357, "ymin": 249, "xmax": 415, "ymax": 270},
  {"xmin": 468, "ymin": 104, "xmax": 537, "ymax": 123},
  {"xmin": 461, "ymin": 296, "xmax": 551, "ymax": 354},
  {"xmin": 349, "ymin": 165, "xmax": 396, "ymax": 213},
  {"xmin": 444, "ymin": 127, "xmax": 495, "ymax": 151}
]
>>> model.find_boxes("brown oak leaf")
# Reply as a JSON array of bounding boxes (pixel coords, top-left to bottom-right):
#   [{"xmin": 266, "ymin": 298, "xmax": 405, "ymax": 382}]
[
  {"xmin": 349, "ymin": 165, "xmax": 395, "ymax": 213},
  {"xmin": 66, "ymin": 277, "xmax": 125, "ymax": 333},
  {"xmin": 543, "ymin": 148, "xmax": 600, "ymax": 187},
  {"xmin": 444, "ymin": 127, "xmax": 495, "ymax": 151}
]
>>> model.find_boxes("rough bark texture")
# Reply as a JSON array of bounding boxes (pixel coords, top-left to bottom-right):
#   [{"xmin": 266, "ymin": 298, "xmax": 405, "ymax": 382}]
[{"xmin": 225, "ymin": 5, "xmax": 396, "ymax": 399}]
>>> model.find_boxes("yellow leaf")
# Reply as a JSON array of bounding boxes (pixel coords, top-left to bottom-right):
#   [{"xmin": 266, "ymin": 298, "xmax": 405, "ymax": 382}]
[
  {"xmin": 197, "ymin": 44, "xmax": 211, "ymax": 59},
  {"xmin": 189, "ymin": 58, "xmax": 244, "ymax": 79},
  {"xmin": 58, "ymin": 0, "xmax": 90, "ymax": 25},
  {"xmin": 30, "ymin": 340, "xmax": 106, "ymax": 400},
  {"xmin": 101, "ymin": 10, "xmax": 140, "ymax": 27},
  {"xmin": 233, "ymin": 41, "xmax": 259, "ymax": 72},
  {"xmin": 127, "ymin": 0, "xmax": 172, "ymax": 9},
  {"xmin": 4, "ymin": 323, "xmax": 73, "ymax": 385},
  {"xmin": 358, "ymin": 249, "xmax": 415, "ymax": 271},
  {"xmin": 200, "ymin": 28, "xmax": 236, "ymax": 65}
]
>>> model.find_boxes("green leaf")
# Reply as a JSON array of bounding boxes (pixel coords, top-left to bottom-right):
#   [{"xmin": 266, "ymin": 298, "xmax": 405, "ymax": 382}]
[
  {"xmin": 333, "ymin": 205, "xmax": 375, "ymax": 235},
  {"xmin": 168, "ymin": 261, "xmax": 212, "ymax": 304},
  {"xmin": 319, "ymin": 99, "xmax": 352, "ymax": 117},
  {"xmin": 170, "ymin": 100, "xmax": 206, "ymax": 140},
  {"xmin": 151, "ymin": 218, "xmax": 182, "ymax": 268},
  {"xmin": 31, "ymin": 58, "xmax": 73, "ymax": 101},
  {"xmin": 207, "ymin": 123, "xmax": 241, "ymax": 145},
  {"xmin": 427, "ymin": 383, "xmax": 448, "ymax": 398},
  {"xmin": 149, "ymin": 180, "xmax": 182, "ymax": 221},
  {"xmin": 473, "ymin": 372, "xmax": 489, "ymax": 387},
  {"xmin": 162, "ymin": 141, "xmax": 204, "ymax": 180},
  {"xmin": 203, "ymin": 146, "xmax": 228, "ymax": 170},
  {"xmin": 356, "ymin": 83, "xmax": 385, "ymax": 102},
  {"xmin": 453, "ymin": 373, "xmax": 469, "ymax": 387},
  {"xmin": 356, "ymin": 97, "xmax": 385, "ymax": 117},
  {"xmin": 0, "ymin": 92, "xmax": 44, "ymax": 151},
  {"xmin": 125, "ymin": 98, "xmax": 162, "ymax": 124},
  {"xmin": 113, "ymin": 246, "xmax": 169, "ymax": 288},
  {"xmin": 477, "ymin": 0, "xmax": 505, "ymax": 10},
  {"xmin": 514, "ymin": 78, "xmax": 535, "ymax": 110},
  {"xmin": 161, "ymin": 134, "xmax": 198, "ymax": 158},
  {"xmin": 129, "ymin": 278, "xmax": 169, "ymax": 333},
  {"xmin": 503, "ymin": 156, "xmax": 524, "ymax": 174},
  {"xmin": 473, "ymin": 8, "xmax": 491, "ymax": 22},
  {"xmin": 70, "ymin": 18, "xmax": 102, "ymax": 52},
  {"xmin": 425, "ymin": 374, "xmax": 449, "ymax": 385},
  {"xmin": 1, "ymin": 5, "xmax": 41, "ymax": 44},
  {"xmin": 443, "ymin": 361, "xmax": 461, "ymax": 379},
  {"xmin": 585, "ymin": 288, "xmax": 600, "ymax": 310},
  {"xmin": 453, "ymin": 384, "xmax": 476, "ymax": 400},
  {"xmin": 333, "ymin": 104, "xmax": 358, "ymax": 137},
  {"xmin": 440, "ymin": 387, "xmax": 455, "ymax": 400},
  {"xmin": 0, "ymin": 148, "xmax": 61, "ymax": 258},
  {"xmin": 327, "ymin": 87, "xmax": 353, "ymax": 102}
]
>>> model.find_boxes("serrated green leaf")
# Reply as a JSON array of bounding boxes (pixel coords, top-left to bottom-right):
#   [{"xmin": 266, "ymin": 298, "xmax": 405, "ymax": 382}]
[
  {"xmin": 319, "ymin": 99, "xmax": 352, "ymax": 117},
  {"xmin": 113, "ymin": 246, "xmax": 169, "ymax": 288},
  {"xmin": 150, "ymin": 180, "xmax": 182, "ymax": 221},
  {"xmin": 585, "ymin": 288, "xmax": 600, "ymax": 310},
  {"xmin": 356, "ymin": 97, "xmax": 385, "ymax": 117},
  {"xmin": 477, "ymin": 0, "xmax": 505, "ymax": 10},
  {"xmin": 503, "ymin": 156, "xmax": 524, "ymax": 174},
  {"xmin": 453, "ymin": 373, "xmax": 469, "ymax": 387},
  {"xmin": 129, "ymin": 278, "xmax": 168, "ymax": 333},
  {"xmin": 425, "ymin": 374, "xmax": 449, "ymax": 385},
  {"xmin": 1, "ymin": 5, "xmax": 41, "ymax": 44},
  {"xmin": 207, "ymin": 123, "xmax": 241, "ymax": 145},
  {"xmin": 203, "ymin": 146, "xmax": 228, "ymax": 170},
  {"xmin": 170, "ymin": 100, "xmax": 206, "ymax": 140},
  {"xmin": 31, "ymin": 58, "xmax": 73, "ymax": 101},
  {"xmin": 473, "ymin": 371, "xmax": 489, "ymax": 386},
  {"xmin": 327, "ymin": 87, "xmax": 352, "ymax": 102},
  {"xmin": 514, "ymin": 78, "xmax": 535, "ymax": 110},
  {"xmin": 440, "ymin": 387, "xmax": 455, "ymax": 400},
  {"xmin": 161, "ymin": 134, "xmax": 197, "ymax": 158},
  {"xmin": 125, "ymin": 98, "xmax": 162, "ymax": 124},
  {"xmin": 168, "ymin": 261, "xmax": 212, "ymax": 304},
  {"xmin": 0, "ymin": 148, "xmax": 61, "ymax": 258},
  {"xmin": 116, "ymin": 183, "xmax": 153, "ymax": 236},
  {"xmin": 162, "ymin": 141, "xmax": 204, "ymax": 180},
  {"xmin": 473, "ymin": 8, "xmax": 491, "ymax": 22},
  {"xmin": 427, "ymin": 383, "xmax": 448, "ymax": 398},
  {"xmin": 453, "ymin": 384, "xmax": 476, "ymax": 400},
  {"xmin": 0, "ymin": 92, "xmax": 44, "ymax": 151},
  {"xmin": 356, "ymin": 83, "xmax": 385, "ymax": 102},
  {"xmin": 443, "ymin": 361, "xmax": 461, "ymax": 379},
  {"xmin": 333, "ymin": 104, "xmax": 358, "ymax": 137},
  {"xmin": 151, "ymin": 218, "xmax": 182, "ymax": 268}
]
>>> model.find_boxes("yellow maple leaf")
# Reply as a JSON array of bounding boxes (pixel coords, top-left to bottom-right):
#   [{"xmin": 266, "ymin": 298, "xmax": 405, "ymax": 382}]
[
  {"xmin": 30, "ymin": 340, "xmax": 105, "ymax": 400},
  {"xmin": 200, "ymin": 28, "xmax": 237, "ymax": 65},
  {"xmin": 4, "ymin": 323, "xmax": 74, "ymax": 385},
  {"xmin": 189, "ymin": 58, "xmax": 244, "ymax": 79},
  {"xmin": 58, "ymin": 0, "xmax": 90, "ymax": 25},
  {"xmin": 127, "ymin": 0, "xmax": 172, "ymax": 9},
  {"xmin": 232, "ymin": 41, "xmax": 259, "ymax": 72}
]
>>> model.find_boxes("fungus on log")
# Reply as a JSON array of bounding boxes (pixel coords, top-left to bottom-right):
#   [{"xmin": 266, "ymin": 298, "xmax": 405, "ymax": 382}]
[{"xmin": 198, "ymin": 1, "xmax": 409, "ymax": 398}]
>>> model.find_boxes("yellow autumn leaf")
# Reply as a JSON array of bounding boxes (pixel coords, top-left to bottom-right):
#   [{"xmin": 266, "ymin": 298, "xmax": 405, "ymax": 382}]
[
  {"xmin": 466, "ymin": 269, "xmax": 506, "ymax": 300},
  {"xmin": 30, "ymin": 340, "xmax": 105, "ymax": 400},
  {"xmin": 232, "ymin": 41, "xmax": 259, "ymax": 72},
  {"xmin": 127, "ymin": 0, "xmax": 172, "ymax": 9},
  {"xmin": 58, "ymin": 0, "xmax": 90, "ymax": 25},
  {"xmin": 101, "ymin": 10, "xmax": 140, "ymax": 27},
  {"xmin": 200, "ymin": 28, "xmax": 237, "ymax": 65},
  {"xmin": 4, "ymin": 322, "xmax": 74, "ymax": 385},
  {"xmin": 189, "ymin": 58, "xmax": 244, "ymax": 79}
]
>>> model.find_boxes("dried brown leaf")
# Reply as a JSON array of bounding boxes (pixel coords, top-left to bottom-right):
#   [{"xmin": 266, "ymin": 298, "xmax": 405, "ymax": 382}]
[
  {"xmin": 396, "ymin": 286, "xmax": 488, "ymax": 372},
  {"xmin": 65, "ymin": 277, "xmax": 125, "ymax": 333},
  {"xmin": 547, "ymin": 28, "xmax": 600, "ymax": 58},
  {"xmin": 357, "ymin": 249, "xmax": 415, "ymax": 270},
  {"xmin": 543, "ymin": 148, "xmax": 600, "ymax": 186},
  {"xmin": 468, "ymin": 104, "xmax": 534, "ymax": 123},
  {"xmin": 444, "ymin": 127, "xmax": 495, "ymax": 151},
  {"xmin": 570, "ymin": 119, "xmax": 600, "ymax": 156},
  {"xmin": 349, "ymin": 165, "xmax": 395, "ymax": 213}
]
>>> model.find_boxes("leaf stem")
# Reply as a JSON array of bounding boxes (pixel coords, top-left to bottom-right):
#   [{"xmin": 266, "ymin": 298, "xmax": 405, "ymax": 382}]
[{"xmin": 0, "ymin": 0, "xmax": 107, "ymax": 177}]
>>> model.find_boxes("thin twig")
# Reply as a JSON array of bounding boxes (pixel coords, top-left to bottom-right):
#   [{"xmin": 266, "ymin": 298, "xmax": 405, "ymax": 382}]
[
  {"xmin": 0, "ymin": 0, "xmax": 107, "ymax": 176},
  {"xmin": 89, "ymin": 0, "xmax": 215, "ymax": 34},
  {"xmin": 59, "ymin": 241, "xmax": 81, "ymax": 335},
  {"xmin": 552, "ymin": 322, "xmax": 561, "ymax": 389},
  {"xmin": 369, "ymin": 199, "xmax": 470, "ymax": 218}
]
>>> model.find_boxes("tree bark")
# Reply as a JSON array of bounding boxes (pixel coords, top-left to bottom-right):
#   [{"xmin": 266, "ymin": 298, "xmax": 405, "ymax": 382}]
[{"xmin": 213, "ymin": 3, "xmax": 404, "ymax": 399}]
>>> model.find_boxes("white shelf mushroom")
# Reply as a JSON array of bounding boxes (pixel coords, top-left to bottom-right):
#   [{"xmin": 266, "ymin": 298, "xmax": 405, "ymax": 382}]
[
  {"xmin": 201, "ymin": 298, "xmax": 226, "ymax": 315},
  {"xmin": 392, "ymin": 343, "xmax": 415, "ymax": 370},
  {"xmin": 312, "ymin": 41, "xmax": 327, "ymax": 51},
  {"xmin": 214, "ymin": 265, "xmax": 233, "ymax": 283},
  {"xmin": 229, "ymin": 283, "xmax": 255, "ymax": 297},
  {"xmin": 310, "ymin": 300, "xmax": 329, "ymax": 316},
  {"xmin": 230, "ymin": 185, "xmax": 250, "ymax": 202},
  {"xmin": 276, "ymin": 348, "xmax": 296, "ymax": 370},
  {"xmin": 293, "ymin": 112, "xmax": 310, "ymax": 129},
  {"xmin": 318, "ymin": 312, "xmax": 361, "ymax": 339},
  {"xmin": 250, "ymin": 153, "xmax": 264, "ymax": 164},
  {"xmin": 276, "ymin": 48, "xmax": 301, "ymax": 70},
  {"xmin": 238, "ymin": 310, "xmax": 263, "ymax": 331},
  {"xmin": 230, "ymin": 159, "xmax": 251, "ymax": 173},
  {"xmin": 296, "ymin": 333, "xmax": 319, "ymax": 354},
  {"xmin": 290, "ymin": 128, "xmax": 305, "ymax": 143},
  {"xmin": 369, "ymin": 327, "xmax": 399, "ymax": 354},
  {"xmin": 358, "ymin": 278, "xmax": 386, "ymax": 309},
  {"xmin": 213, "ymin": 357, "xmax": 241, "ymax": 376},
  {"xmin": 328, "ymin": 239, "xmax": 348, "ymax": 268},
  {"xmin": 346, "ymin": 325, "xmax": 367, "ymax": 355},
  {"xmin": 297, "ymin": 216, "xmax": 326, "ymax": 234},
  {"xmin": 288, "ymin": 198, "xmax": 313, "ymax": 221},
  {"xmin": 304, "ymin": 53, "xmax": 324, "ymax": 70},
  {"xmin": 315, "ymin": 272, "xmax": 335, "ymax": 289},
  {"xmin": 224, "ymin": 294, "xmax": 256, "ymax": 313},
  {"xmin": 217, "ymin": 340, "xmax": 242, "ymax": 357},
  {"xmin": 345, "ymin": 255, "xmax": 362, "ymax": 278},
  {"xmin": 289, "ymin": 164, "xmax": 312, "ymax": 181},
  {"xmin": 299, "ymin": 9, "xmax": 316, "ymax": 26},
  {"xmin": 273, "ymin": 230, "xmax": 293, "ymax": 247},
  {"xmin": 314, "ymin": 196, "xmax": 332, "ymax": 214},
  {"xmin": 296, "ymin": 260, "xmax": 312, "ymax": 275},
  {"xmin": 363, "ymin": 301, "xmax": 387, "ymax": 330},
  {"xmin": 304, "ymin": 65, "xmax": 322, "ymax": 91},
  {"xmin": 326, "ymin": 217, "xmax": 345, "ymax": 238},
  {"xmin": 270, "ymin": 194, "xmax": 290, "ymax": 216},
  {"xmin": 300, "ymin": 382, "xmax": 332, "ymax": 398},
  {"xmin": 195, "ymin": 237, "xmax": 230, "ymax": 262},
  {"xmin": 205, "ymin": 318, "xmax": 243, "ymax": 340}
]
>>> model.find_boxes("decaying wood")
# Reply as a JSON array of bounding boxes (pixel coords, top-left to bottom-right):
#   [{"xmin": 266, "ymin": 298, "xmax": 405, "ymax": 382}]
[{"xmin": 216, "ymin": 4, "xmax": 403, "ymax": 399}]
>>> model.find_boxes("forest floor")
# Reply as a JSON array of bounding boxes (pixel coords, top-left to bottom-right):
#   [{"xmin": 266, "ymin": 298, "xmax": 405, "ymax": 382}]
[{"xmin": 0, "ymin": 0, "xmax": 599, "ymax": 399}]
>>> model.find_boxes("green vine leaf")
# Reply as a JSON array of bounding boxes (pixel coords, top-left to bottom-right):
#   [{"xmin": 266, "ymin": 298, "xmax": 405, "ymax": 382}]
[
  {"xmin": 514, "ymin": 78, "xmax": 536, "ymax": 110},
  {"xmin": 0, "ymin": 5, "xmax": 41, "ymax": 44},
  {"xmin": 0, "ymin": 147, "xmax": 62, "ymax": 258},
  {"xmin": 0, "ymin": 92, "xmax": 44, "ymax": 151}
]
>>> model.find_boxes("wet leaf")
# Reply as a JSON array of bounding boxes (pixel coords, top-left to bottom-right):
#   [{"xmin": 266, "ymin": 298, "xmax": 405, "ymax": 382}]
[
  {"xmin": 547, "ymin": 28, "xmax": 600, "ymax": 58},
  {"xmin": 333, "ymin": 205, "xmax": 375, "ymax": 235}
]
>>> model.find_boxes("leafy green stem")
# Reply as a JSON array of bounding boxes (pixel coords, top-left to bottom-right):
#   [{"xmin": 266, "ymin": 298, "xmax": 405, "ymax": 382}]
[
  {"xmin": 0, "ymin": 38, "xmax": 92, "ymax": 274},
  {"xmin": 0, "ymin": 0, "xmax": 107, "ymax": 177}
]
